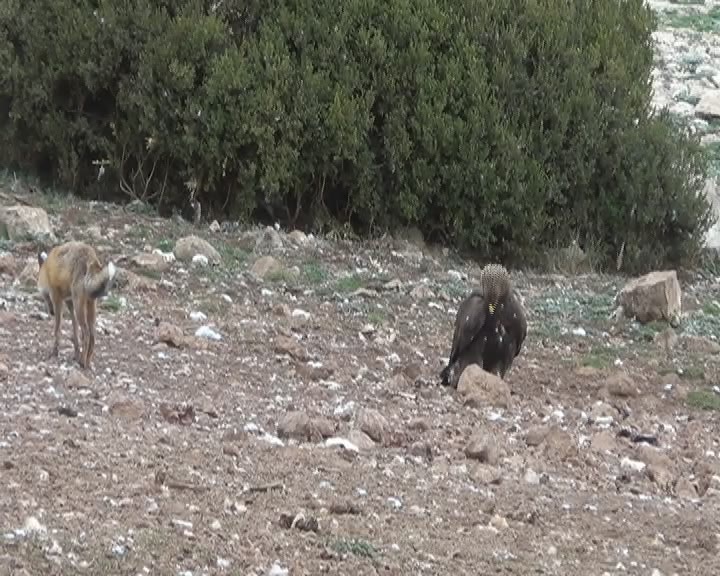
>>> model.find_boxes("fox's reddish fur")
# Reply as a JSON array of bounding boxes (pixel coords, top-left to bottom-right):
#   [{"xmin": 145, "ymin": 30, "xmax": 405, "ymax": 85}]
[{"xmin": 37, "ymin": 241, "xmax": 116, "ymax": 369}]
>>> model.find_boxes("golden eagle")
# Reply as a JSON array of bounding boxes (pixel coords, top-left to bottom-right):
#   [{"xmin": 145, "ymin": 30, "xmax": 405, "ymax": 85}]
[{"xmin": 440, "ymin": 263, "xmax": 527, "ymax": 387}]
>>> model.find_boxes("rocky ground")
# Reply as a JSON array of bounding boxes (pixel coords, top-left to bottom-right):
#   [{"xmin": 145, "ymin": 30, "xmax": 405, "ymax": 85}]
[
  {"xmin": 650, "ymin": 0, "xmax": 720, "ymax": 247},
  {"xmin": 0, "ymin": 4, "xmax": 720, "ymax": 575},
  {"xmin": 1, "ymin": 185, "xmax": 720, "ymax": 576}
]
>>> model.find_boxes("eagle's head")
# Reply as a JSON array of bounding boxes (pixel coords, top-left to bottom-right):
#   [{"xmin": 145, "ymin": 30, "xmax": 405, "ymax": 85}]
[{"xmin": 480, "ymin": 263, "xmax": 511, "ymax": 315}]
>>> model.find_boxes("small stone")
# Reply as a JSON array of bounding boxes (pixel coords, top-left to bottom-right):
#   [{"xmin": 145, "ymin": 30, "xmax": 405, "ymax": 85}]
[
  {"xmin": 267, "ymin": 562, "xmax": 289, "ymax": 576},
  {"xmin": 115, "ymin": 267, "xmax": 157, "ymax": 293},
  {"xmin": 14, "ymin": 259, "xmax": 39, "ymax": 287},
  {"xmin": 0, "ymin": 253, "xmax": 17, "ymax": 276},
  {"xmin": 86, "ymin": 225, "xmax": 103, "ymax": 240},
  {"xmin": 525, "ymin": 425, "xmax": 550, "ymax": 447},
  {"xmin": 347, "ymin": 429, "xmax": 376, "ymax": 452},
  {"xmin": 409, "ymin": 441, "xmax": 433, "ymax": 460},
  {"xmin": 410, "ymin": 284, "xmax": 435, "ymax": 300},
  {"xmin": 209, "ymin": 220, "xmax": 221, "ymax": 232},
  {"xmin": 408, "ymin": 417, "xmax": 430, "ymax": 432},
  {"xmin": 65, "ymin": 369, "xmax": 91, "ymax": 389},
  {"xmin": 273, "ymin": 304, "xmax": 291, "ymax": 317},
  {"xmin": 192, "ymin": 253, "xmax": 209, "ymax": 267},
  {"xmin": 456, "ymin": 364, "xmax": 511, "ymax": 409},
  {"xmin": 156, "ymin": 322, "xmax": 185, "ymax": 347},
  {"xmin": 195, "ymin": 325, "xmax": 222, "ymax": 341},
  {"xmin": 590, "ymin": 431, "xmax": 618, "ymax": 453},
  {"xmin": 575, "ymin": 365, "xmax": 600, "ymax": 377},
  {"xmin": 471, "ymin": 464, "xmax": 502, "ymax": 485},
  {"xmin": 589, "ymin": 401, "xmax": 617, "ymax": 422},
  {"xmin": 655, "ymin": 328, "xmax": 678, "ymax": 352},
  {"xmin": 22, "ymin": 516, "xmax": 46, "ymax": 534},
  {"xmin": 675, "ymin": 477, "xmax": 697, "ymax": 500},
  {"xmin": 314, "ymin": 417, "xmax": 338, "ymax": 438},
  {"xmin": 109, "ymin": 399, "xmax": 145, "ymax": 422},
  {"xmin": 620, "ymin": 457, "xmax": 646, "ymax": 473},
  {"xmin": 333, "ymin": 401, "xmax": 355, "ymax": 421},
  {"xmin": 357, "ymin": 408, "xmax": 389, "ymax": 444},
  {"xmin": 295, "ymin": 362, "xmax": 334, "ymax": 382},
  {"xmin": 255, "ymin": 226, "xmax": 284, "ymax": 252},
  {"xmin": 274, "ymin": 335, "xmax": 308, "ymax": 361},
  {"xmin": 605, "ymin": 373, "xmax": 639, "ymax": 398},
  {"xmin": 683, "ymin": 335, "xmax": 720, "ymax": 355},
  {"xmin": 251, "ymin": 255, "xmax": 283, "ymax": 279},
  {"xmin": 291, "ymin": 308, "xmax": 311, "ymax": 320},
  {"xmin": 543, "ymin": 426, "xmax": 577, "ymax": 461},
  {"xmin": 489, "ymin": 514, "xmax": 509, "ymax": 531},
  {"xmin": 523, "ymin": 468, "xmax": 541, "ymax": 485},
  {"xmin": 646, "ymin": 464, "xmax": 674, "ymax": 492},
  {"xmin": 288, "ymin": 229, "xmax": 308, "ymax": 245},
  {"xmin": 174, "ymin": 235, "xmax": 221, "ymax": 264},
  {"xmin": 464, "ymin": 433, "xmax": 498, "ymax": 464},
  {"xmin": 277, "ymin": 411, "xmax": 327, "ymax": 443},
  {"xmin": 130, "ymin": 252, "xmax": 172, "ymax": 273}
]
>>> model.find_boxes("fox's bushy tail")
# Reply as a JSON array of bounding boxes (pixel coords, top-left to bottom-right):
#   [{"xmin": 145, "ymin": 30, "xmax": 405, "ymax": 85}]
[{"xmin": 84, "ymin": 262, "xmax": 117, "ymax": 299}]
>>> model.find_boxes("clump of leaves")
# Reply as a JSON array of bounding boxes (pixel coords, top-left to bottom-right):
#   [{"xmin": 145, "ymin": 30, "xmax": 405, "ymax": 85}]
[
  {"xmin": 686, "ymin": 389, "xmax": 720, "ymax": 411},
  {"xmin": 101, "ymin": 295, "xmax": 123, "ymax": 313},
  {"xmin": 581, "ymin": 346, "xmax": 621, "ymax": 369},
  {"xmin": 330, "ymin": 538, "xmax": 378, "ymax": 559},
  {"xmin": 156, "ymin": 238, "xmax": 174, "ymax": 252},
  {"xmin": 302, "ymin": 260, "xmax": 328, "ymax": 285},
  {"xmin": 367, "ymin": 309, "xmax": 386, "ymax": 326},
  {"xmin": 334, "ymin": 273, "xmax": 364, "ymax": 294}
]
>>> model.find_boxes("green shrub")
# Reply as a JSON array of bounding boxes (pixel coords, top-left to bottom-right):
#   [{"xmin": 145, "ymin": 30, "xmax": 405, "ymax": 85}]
[{"xmin": 0, "ymin": 0, "xmax": 713, "ymax": 272}]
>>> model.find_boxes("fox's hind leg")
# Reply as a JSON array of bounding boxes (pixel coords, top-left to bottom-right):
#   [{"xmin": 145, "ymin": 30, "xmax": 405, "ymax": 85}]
[
  {"xmin": 73, "ymin": 294, "xmax": 90, "ymax": 368},
  {"xmin": 66, "ymin": 299, "xmax": 81, "ymax": 363},
  {"xmin": 83, "ymin": 299, "xmax": 97, "ymax": 369},
  {"xmin": 48, "ymin": 291, "xmax": 64, "ymax": 359},
  {"xmin": 42, "ymin": 292, "xmax": 55, "ymax": 316}
]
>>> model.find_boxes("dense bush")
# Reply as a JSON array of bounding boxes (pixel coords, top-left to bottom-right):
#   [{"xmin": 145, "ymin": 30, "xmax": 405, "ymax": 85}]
[{"xmin": 0, "ymin": 0, "xmax": 713, "ymax": 271}]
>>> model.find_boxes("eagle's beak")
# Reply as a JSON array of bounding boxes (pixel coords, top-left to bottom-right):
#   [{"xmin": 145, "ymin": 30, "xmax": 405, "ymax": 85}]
[{"xmin": 488, "ymin": 303, "xmax": 496, "ymax": 314}]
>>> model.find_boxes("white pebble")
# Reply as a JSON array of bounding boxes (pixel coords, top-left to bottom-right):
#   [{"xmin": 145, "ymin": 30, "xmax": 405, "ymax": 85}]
[
  {"xmin": 192, "ymin": 254, "xmax": 209, "ymax": 266},
  {"xmin": 620, "ymin": 457, "xmax": 646, "ymax": 472},
  {"xmin": 325, "ymin": 437, "xmax": 360, "ymax": 453},
  {"xmin": 195, "ymin": 325, "xmax": 222, "ymax": 340},
  {"xmin": 524, "ymin": 468, "xmax": 541, "ymax": 485},
  {"xmin": 292, "ymin": 308, "xmax": 311, "ymax": 320},
  {"xmin": 267, "ymin": 563, "xmax": 289, "ymax": 576}
]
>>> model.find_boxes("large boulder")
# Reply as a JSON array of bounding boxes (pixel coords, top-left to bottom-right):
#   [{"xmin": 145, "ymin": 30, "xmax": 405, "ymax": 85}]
[
  {"xmin": 173, "ymin": 235, "xmax": 221, "ymax": 264},
  {"xmin": 251, "ymin": 255, "xmax": 283, "ymax": 279},
  {"xmin": 695, "ymin": 91, "xmax": 720, "ymax": 121},
  {"xmin": 456, "ymin": 364, "xmax": 511, "ymax": 409},
  {"xmin": 0, "ymin": 206, "xmax": 53, "ymax": 241},
  {"xmin": 616, "ymin": 270, "xmax": 681, "ymax": 324}
]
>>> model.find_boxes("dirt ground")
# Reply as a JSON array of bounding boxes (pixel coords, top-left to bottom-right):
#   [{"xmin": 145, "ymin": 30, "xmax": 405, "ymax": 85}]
[{"xmin": 1, "ymin": 192, "xmax": 720, "ymax": 576}]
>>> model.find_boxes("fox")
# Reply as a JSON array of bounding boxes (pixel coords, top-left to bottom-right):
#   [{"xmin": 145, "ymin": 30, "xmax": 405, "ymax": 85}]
[{"xmin": 37, "ymin": 241, "xmax": 116, "ymax": 369}]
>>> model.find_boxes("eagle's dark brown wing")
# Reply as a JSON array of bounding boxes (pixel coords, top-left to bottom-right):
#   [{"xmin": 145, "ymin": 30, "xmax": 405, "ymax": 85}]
[{"xmin": 448, "ymin": 290, "xmax": 488, "ymax": 366}]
